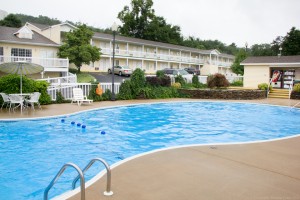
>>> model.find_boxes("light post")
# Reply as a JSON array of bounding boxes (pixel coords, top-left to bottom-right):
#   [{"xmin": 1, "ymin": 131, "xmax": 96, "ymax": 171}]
[
  {"xmin": 245, "ymin": 42, "xmax": 248, "ymax": 52},
  {"xmin": 279, "ymin": 47, "xmax": 282, "ymax": 57},
  {"xmin": 111, "ymin": 22, "xmax": 118, "ymax": 101}
]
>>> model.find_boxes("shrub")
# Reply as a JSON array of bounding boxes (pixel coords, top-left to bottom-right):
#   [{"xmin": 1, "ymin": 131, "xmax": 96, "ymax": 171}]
[
  {"xmin": 171, "ymin": 82, "xmax": 181, "ymax": 89},
  {"xmin": 175, "ymin": 75, "xmax": 186, "ymax": 86},
  {"xmin": 293, "ymin": 83, "xmax": 300, "ymax": 92},
  {"xmin": 56, "ymin": 91, "xmax": 65, "ymax": 103},
  {"xmin": 146, "ymin": 76, "xmax": 171, "ymax": 87},
  {"xmin": 102, "ymin": 89, "xmax": 112, "ymax": 100},
  {"xmin": 130, "ymin": 68, "xmax": 146, "ymax": 96},
  {"xmin": 140, "ymin": 86, "xmax": 179, "ymax": 99},
  {"xmin": 88, "ymin": 83, "xmax": 103, "ymax": 101},
  {"xmin": 258, "ymin": 83, "xmax": 269, "ymax": 90},
  {"xmin": 146, "ymin": 76, "xmax": 162, "ymax": 86},
  {"xmin": 0, "ymin": 75, "xmax": 51, "ymax": 105},
  {"xmin": 160, "ymin": 76, "xmax": 171, "ymax": 87},
  {"xmin": 156, "ymin": 70, "xmax": 165, "ymax": 78},
  {"xmin": 117, "ymin": 80, "xmax": 133, "ymax": 100},
  {"xmin": 230, "ymin": 80, "xmax": 243, "ymax": 87},
  {"xmin": 207, "ymin": 73, "xmax": 230, "ymax": 88}
]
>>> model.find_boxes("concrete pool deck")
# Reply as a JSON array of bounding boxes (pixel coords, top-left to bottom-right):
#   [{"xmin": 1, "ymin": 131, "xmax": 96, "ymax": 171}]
[{"xmin": 1, "ymin": 98, "xmax": 300, "ymax": 199}]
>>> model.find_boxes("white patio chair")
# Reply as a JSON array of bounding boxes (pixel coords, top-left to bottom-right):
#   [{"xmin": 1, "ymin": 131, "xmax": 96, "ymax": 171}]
[
  {"xmin": 25, "ymin": 92, "xmax": 42, "ymax": 110},
  {"xmin": 71, "ymin": 88, "xmax": 93, "ymax": 106},
  {"xmin": 0, "ymin": 93, "xmax": 11, "ymax": 109},
  {"xmin": 8, "ymin": 94, "xmax": 24, "ymax": 112}
]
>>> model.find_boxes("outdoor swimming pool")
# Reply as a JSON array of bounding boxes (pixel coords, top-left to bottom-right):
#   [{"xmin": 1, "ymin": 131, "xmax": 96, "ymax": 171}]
[{"xmin": 0, "ymin": 102, "xmax": 300, "ymax": 199}]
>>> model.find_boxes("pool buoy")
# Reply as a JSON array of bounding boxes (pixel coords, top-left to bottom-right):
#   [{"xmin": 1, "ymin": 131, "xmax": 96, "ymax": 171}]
[
  {"xmin": 101, "ymin": 131, "xmax": 106, "ymax": 135},
  {"xmin": 71, "ymin": 121, "xmax": 75, "ymax": 125},
  {"xmin": 77, "ymin": 123, "xmax": 81, "ymax": 127},
  {"xmin": 61, "ymin": 119, "xmax": 65, "ymax": 122},
  {"xmin": 82, "ymin": 125, "xmax": 86, "ymax": 128}
]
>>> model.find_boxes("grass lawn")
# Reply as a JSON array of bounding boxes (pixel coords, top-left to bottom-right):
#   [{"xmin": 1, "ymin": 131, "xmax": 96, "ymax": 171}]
[{"xmin": 76, "ymin": 73, "xmax": 96, "ymax": 83}]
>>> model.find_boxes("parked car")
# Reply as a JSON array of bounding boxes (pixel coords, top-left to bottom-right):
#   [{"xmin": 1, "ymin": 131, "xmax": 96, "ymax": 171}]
[
  {"xmin": 162, "ymin": 68, "xmax": 193, "ymax": 83},
  {"xmin": 108, "ymin": 66, "xmax": 132, "ymax": 76},
  {"xmin": 184, "ymin": 67, "xmax": 200, "ymax": 75}
]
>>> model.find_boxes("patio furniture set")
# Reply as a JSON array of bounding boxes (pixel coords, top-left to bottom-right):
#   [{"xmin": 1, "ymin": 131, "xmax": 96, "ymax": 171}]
[{"xmin": 0, "ymin": 92, "xmax": 41, "ymax": 112}]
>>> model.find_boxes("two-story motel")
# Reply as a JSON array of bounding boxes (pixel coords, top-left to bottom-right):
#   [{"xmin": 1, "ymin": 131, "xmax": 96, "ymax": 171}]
[{"xmin": 0, "ymin": 22, "xmax": 235, "ymax": 78}]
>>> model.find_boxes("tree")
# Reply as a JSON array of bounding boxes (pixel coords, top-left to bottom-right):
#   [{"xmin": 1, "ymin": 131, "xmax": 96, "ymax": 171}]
[
  {"xmin": 281, "ymin": 27, "xmax": 300, "ymax": 55},
  {"xmin": 250, "ymin": 44, "xmax": 274, "ymax": 56},
  {"xmin": 118, "ymin": 0, "xmax": 182, "ymax": 44},
  {"xmin": 0, "ymin": 14, "xmax": 22, "ymax": 28},
  {"xmin": 57, "ymin": 24, "xmax": 101, "ymax": 73},
  {"xmin": 230, "ymin": 49, "xmax": 247, "ymax": 75},
  {"xmin": 15, "ymin": 14, "xmax": 61, "ymax": 25}
]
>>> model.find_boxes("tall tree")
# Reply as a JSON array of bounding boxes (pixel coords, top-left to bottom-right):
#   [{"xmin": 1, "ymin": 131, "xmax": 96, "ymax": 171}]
[
  {"xmin": 118, "ymin": 0, "xmax": 182, "ymax": 44},
  {"xmin": 230, "ymin": 49, "xmax": 248, "ymax": 75},
  {"xmin": 118, "ymin": 0, "xmax": 155, "ymax": 39},
  {"xmin": 250, "ymin": 44, "xmax": 274, "ymax": 56},
  {"xmin": 0, "ymin": 14, "xmax": 22, "ymax": 28},
  {"xmin": 57, "ymin": 24, "xmax": 101, "ymax": 73},
  {"xmin": 281, "ymin": 27, "xmax": 300, "ymax": 55}
]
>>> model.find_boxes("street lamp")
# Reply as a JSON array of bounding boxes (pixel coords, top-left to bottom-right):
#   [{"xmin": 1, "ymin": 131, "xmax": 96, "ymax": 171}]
[
  {"xmin": 245, "ymin": 42, "xmax": 248, "ymax": 52},
  {"xmin": 111, "ymin": 22, "xmax": 118, "ymax": 101},
  {"xmin": 279, "ymin": 47, "xmax": 283, "ymax": 57}
]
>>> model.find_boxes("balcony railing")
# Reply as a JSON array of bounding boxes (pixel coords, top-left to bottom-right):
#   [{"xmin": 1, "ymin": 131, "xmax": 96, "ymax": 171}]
[
  {"xmin": 100, "ymin": 48, "xmax": 204, "ymax": 64},
  {"xmin": 0, "ymin": 56, "xmax": 69, "ymax": 72}
]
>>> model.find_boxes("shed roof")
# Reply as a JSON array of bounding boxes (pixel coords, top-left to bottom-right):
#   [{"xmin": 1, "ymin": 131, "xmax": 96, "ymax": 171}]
[{"xmin": 241, "ymin": 55, "xmax": 300, "ymax": 65}]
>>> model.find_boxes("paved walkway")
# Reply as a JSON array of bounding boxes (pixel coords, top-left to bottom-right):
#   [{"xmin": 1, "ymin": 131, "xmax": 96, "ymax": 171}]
[{"xmin": 1, "ymin": 98, "xmax": 300, "ymax": 200}]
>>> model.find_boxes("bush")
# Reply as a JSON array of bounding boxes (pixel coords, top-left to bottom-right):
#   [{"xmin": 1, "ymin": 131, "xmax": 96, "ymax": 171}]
[
  {"xmin": 258, "ymin": 83, "xmax": 271, "ymax": 90},
  {"xmin": 175, "ymin": 75, "xmax": 186, "ymax": 86},
  {"xmin": 146, "ymin": 75, "xmax": 171, "ymax": 87},
  {"xmin": 56, "ymin": 91, "xmax": 65, "ymax": 103},
  {"xmin": 293, "ymin": 83, "xmax": 300, "ymax": 92},
  {"xmin": 230, "ymin": 80, "xmax": 243, "ymax": 87},
  {"xmin": 0, "ymin": 75, "xmax": 51, "ymax": 105},
  {"xmin": 140, "ymin": 86, "xmax": 179, "ymax": 99},
  {"xmin": 117, "ymin": 80, "xmax": 133, "ymax": 100},
  {"xmin": 146, "ymin": 76, "xmax": 162, "ymax": 86},
  {"xmin": 207, "ymin": 73, "xmax": 230, "ymax": 88},
  {"xmin": 102, "ymin": 89, "xmax": 112, "ymax": 100},
  {"xmin": 171, "ymin": 82, "xmax": 181, "ymax": 89},
  {"xmin": 130, "ymin": 68, "xmax": 146, "ymax": 96},
  {"xmin": 156, "ymin": 70, "xmax": 165, "ymax": 78}
]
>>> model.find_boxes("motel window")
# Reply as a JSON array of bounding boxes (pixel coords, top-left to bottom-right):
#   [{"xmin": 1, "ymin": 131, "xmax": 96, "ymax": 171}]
[
  {"xmin": 115, "ymin": 60, "xmax": 119, "ymax": 66},
  {"xmin": 11, "ymin": 48, "xmax": 32, "ymax": 57},
  {"xmin": 0, "ymin": 47, "xmax": 3, "ymax": 56}
]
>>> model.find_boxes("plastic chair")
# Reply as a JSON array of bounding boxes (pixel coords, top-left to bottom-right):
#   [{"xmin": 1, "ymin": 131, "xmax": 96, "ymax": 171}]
[
  {"xmin": 0, "ymin": 93, "xmax": 11, "ymax": 109},
  {"xmin": 25, "ymin": 92, "xmax": 42, "ymax": 110},
  {"xmin": 8, "ymin": 94, "xmax": 24, "ymax": 112},
  {"xmin": 71, "ymin": 88, "xmax": 93, "ymax": 106}
]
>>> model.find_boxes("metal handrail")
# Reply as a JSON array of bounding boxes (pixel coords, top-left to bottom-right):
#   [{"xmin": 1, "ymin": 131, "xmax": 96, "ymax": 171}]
[
  {"xmin": 288, "ymin": 77, "xmax": 294, "ymax": 99},
  {"xmin": 267, "ymin": 78, "xmax": 273, "ymax": 98},
  {"xmin": 72, "ymin": 158, "xmax": 113, "ymax": 196},
  {"xmin": 44, "ymin": 163, "xmax": 85, "ymax": 200}
]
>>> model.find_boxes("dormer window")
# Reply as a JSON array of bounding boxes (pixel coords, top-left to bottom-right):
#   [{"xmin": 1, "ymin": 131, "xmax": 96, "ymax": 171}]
[{"xmin": 14, "ymin": 26, "xmax": 34, "ymax": 39}]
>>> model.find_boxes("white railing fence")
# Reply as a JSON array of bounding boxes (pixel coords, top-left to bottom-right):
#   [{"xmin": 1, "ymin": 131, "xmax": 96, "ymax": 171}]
[
  {"xmin": 0, "ymin": 56, "xmax": 69, "ymax": 71},
  {"xmin": 38, "ymin": 72, "xmax": 77, "ymax": 84},
  {"xmin": 226, "ymin": 76, "xmax": 243, "ymax": 83},
  {"xmin": 47, "ymin": 82, "xmax": 121, "ymax": 101}
]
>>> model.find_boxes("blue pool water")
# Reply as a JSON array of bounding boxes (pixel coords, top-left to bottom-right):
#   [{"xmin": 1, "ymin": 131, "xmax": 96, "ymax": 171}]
[{"xmin": 0, "ymin": 102, "xmax": 300, "ymax": 199}]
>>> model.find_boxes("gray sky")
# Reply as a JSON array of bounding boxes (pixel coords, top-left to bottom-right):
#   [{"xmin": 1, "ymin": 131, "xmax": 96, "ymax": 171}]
[{"xmin": 1, "ymin": 0, "xmax": 300, "ymax": 47}]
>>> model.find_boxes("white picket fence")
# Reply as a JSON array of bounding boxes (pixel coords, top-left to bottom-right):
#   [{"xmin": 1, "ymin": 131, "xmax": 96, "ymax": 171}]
[
  {"xmin": 47, "ymin": 82, "xmax": 121, "ymax": 101},
  {"xmin": 38, "ymin": 72, "xmax": 77, "ymax": 84}
]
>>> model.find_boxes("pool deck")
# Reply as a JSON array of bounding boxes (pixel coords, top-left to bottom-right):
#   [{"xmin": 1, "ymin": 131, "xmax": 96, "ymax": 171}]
[{"xmin": 1, "ymin": 98, "xmax": 300, "ymax": 200}]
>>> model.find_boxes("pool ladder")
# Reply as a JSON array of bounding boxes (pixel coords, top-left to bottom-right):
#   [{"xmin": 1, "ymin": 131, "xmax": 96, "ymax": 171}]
[{"xmin": 44, "ymin": 158, "xmax": 113, "ymax": 200}]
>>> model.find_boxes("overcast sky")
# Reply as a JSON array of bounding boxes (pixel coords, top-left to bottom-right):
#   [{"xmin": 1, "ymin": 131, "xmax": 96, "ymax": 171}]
[{"xmin": 1, "ymin": 0, "xmax": 300, "ymax": 47}]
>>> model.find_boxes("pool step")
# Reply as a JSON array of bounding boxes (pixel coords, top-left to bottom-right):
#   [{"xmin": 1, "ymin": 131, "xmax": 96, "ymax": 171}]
[{"xmin": 268, "ymin": 89, "xmax": 289, "ymax": 99}]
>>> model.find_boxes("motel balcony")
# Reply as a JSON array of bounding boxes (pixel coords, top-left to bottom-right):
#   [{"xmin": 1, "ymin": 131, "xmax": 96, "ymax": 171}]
[
  {"xmin": 0, "ymin": 56, "xmax": 69, "ymax": 72},
  {"xmin": 100, "ymin": 48, "xmax": 205, "ymax": 64}
]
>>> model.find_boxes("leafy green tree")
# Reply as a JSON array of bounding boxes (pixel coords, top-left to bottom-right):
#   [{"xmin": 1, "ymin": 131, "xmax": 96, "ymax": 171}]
[
  {"xmin": 118, "ymin": 0, "xmax": 182, "ymax": 44},
  {"xmin": 57, "ymin": 24, "xmax": 101, "ymax": 73},
  {"xmin": 230, "ymin": 49, "xmax": 247, "ymax": 75},
  {"xmin": 250, "ymin": 44, "xmax": 274, "ymax": 56},
  {"xmin": 15, "ymin": 14, "xmax": 61, "ymax": 25},
  {"xmin": 0, "ymin": 14, "xmax": 22, "ymax": 27},
  {"xmin": 281, "ymin": 27, "xmax": 300, "ymax": 55}
]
